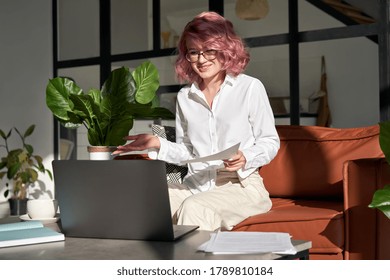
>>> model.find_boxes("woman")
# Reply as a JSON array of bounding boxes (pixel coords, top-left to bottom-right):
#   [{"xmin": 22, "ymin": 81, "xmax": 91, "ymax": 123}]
[{"xmin": 113, "ymin": 11, "xmax": 280, "ymax": 231}]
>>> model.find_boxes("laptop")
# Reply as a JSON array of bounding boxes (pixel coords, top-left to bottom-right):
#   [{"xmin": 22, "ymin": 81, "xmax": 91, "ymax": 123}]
[{"xmin": 52, "ymin": 159, "xmax": 199, "ymax": 241}]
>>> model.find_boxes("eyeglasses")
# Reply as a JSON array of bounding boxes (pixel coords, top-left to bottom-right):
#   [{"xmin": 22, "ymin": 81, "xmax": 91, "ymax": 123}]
[{"xmin": 185, "ymin": 49, "xmax": 218, "ymax": 62}]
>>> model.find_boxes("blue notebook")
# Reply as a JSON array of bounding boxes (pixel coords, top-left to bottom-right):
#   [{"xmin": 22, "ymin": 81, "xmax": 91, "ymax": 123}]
[{"xmin": 0, "ymin": 221, "xmax": 64, "ymax": 248}]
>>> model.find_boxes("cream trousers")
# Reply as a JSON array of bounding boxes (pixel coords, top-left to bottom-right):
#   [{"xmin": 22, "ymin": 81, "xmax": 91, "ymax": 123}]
[{"xmin": 168, "ymin": 170, "xmax": 272, "ymax": 231}]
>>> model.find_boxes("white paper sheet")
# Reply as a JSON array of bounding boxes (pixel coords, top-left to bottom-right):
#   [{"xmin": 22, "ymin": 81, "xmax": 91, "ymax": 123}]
[
  {"xmin": 198, "ymin": 231, "xmax": 296, "ymax": 255},
  {"xmin": 180, "ymin": 143, "xmax": 240, "ymax": 164}
]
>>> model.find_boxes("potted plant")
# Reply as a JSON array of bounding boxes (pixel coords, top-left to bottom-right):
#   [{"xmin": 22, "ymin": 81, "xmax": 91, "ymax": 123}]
[
  {"xmin": 369, "ymin": 121, "xmax": 390, "ymax": 219},
  {"xmin": 0, "ymin": 124, "xmax": 53, "ymax": 215},
  {"xmin": 45, "ymin": 61, "xmax": 174, "ymax": 159}
]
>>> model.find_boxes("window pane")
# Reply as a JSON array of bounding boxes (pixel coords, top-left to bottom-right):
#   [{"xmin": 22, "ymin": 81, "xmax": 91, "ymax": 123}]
[
  {"xmin": 111, "ymin": 0, "xmax": 153, "ymax": 54},
  {"xmin": 57, "ymin": 65, "xmax": 100, "ymax": 92},
  {"xmin": 246, "ymin": 45, "xmax": 293, "ymax": 124},
  {"xmin": 57, "ymin": 0, "xmax": 99, "ymax": 60},
  {"xmin": 246, "ymin": 45, "xmax": 289, "ymax": 99},
  {"xmin": 161, "ymin": 0, "xmax": 208, "ymax": 49},
  {"xmin": 112, "ymin": 56, "xmax": 178, "ymax": 86},
  {"xmin": 300, "ymin": 38, "xmax": 379, "ymax": 128},
  {"xmin": 299, "ymin": 0, "xmax": 344, "ymax": 32}
]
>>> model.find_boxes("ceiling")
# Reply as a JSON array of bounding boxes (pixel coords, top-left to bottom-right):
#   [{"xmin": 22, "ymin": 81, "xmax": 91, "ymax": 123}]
[{"xmin": 344, "ymin": 0, "xmax": 379, "ymax": 20}]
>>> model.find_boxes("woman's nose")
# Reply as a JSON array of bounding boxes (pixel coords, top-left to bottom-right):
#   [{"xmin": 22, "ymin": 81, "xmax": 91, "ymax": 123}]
[{"xmin": 197, "ymin": 53, "xmax": 207, "ymax": 63}]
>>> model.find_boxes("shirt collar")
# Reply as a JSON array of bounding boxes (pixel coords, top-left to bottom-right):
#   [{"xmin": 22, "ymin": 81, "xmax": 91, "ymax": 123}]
[
  {"xmin": 224, "ymin": 74, "xmax": 236, "ymax": 86},
  {"xmin": 189, "ymin": 74, "xmax": 236, "ymax": 96}
]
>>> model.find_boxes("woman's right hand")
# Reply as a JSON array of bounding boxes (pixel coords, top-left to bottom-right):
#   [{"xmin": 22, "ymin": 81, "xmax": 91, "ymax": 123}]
[{"xmin": 112, "ymin": 134, "xmax": 160, "ymax": 155}]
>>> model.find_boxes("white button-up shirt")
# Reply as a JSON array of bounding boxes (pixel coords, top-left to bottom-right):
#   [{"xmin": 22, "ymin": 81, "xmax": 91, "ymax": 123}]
[{"xmin": 149, "ymin": 74, "xmax": 280, "ymax": 193}]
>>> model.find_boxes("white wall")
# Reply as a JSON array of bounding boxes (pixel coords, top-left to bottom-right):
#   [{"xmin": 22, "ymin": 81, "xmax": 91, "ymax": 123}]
[{"xmin": 0, "ymin": 0, "xmax": 54, "ymax": 201}]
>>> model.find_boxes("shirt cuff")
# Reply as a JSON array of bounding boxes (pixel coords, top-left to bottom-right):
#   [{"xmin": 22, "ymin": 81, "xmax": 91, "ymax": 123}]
[
  {"xmin": 147, "ymin": 136, "xmax": 168, "ymax": 160},
  {"xmin": 147, "ymin": 149, "xmax": 158, "ymax": 160},
  {"xmin": 237, "ymin": 167, "xmax": 257, "ymax": 179}
]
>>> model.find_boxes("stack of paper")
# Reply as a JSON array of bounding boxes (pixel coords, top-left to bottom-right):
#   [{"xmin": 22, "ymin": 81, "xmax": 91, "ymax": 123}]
[
  {"xmin": 180, "ymin": 143, "xmax": 240, "ymax": 164},
  {"xmin": 198, "ymin": 231, "xmax": 296, "ymax": 255},
  {"xmin": 0, "ymin": 221, "xmax": 64, "ymax": 248}
]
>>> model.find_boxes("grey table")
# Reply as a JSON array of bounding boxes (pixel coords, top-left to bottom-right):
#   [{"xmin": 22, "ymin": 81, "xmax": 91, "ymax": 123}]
[{"xmin": 0, "ymin": 217, "xmax": 311, "ymax": 260}]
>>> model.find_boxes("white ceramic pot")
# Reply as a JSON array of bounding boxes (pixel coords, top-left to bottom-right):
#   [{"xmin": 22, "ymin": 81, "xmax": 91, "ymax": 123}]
[
  {"xmin": 87, "ymin": 146, "xmax": 116, "ymax": 160},
  {"xmin": 27, "ymin": 199, "xmax": 58, "ymax": 219}
]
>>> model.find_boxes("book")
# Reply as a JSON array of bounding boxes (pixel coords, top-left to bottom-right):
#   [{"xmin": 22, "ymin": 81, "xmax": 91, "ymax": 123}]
[
  {"xmin": 0, "ymin": 220, "xmax": 64, "ymax": 248},
  {"xmin": 198, "ymin": 231, "xmax": 296, "ymax": 255}
]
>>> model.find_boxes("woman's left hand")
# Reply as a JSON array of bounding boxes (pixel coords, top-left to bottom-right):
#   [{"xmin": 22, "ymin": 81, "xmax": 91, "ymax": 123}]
[{"xmin": 223, "ymin": 150, "xmax": 246, "ymax": 171}]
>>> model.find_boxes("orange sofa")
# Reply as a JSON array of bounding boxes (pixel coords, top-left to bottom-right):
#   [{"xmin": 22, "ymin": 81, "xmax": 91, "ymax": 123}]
[
  {"xmin": 117, "ymin": 124, "xmax": 390, "ymax": 260},
  {"xmin": 232, "ymin": 125, "xmax": 390, "ymax": 260}
]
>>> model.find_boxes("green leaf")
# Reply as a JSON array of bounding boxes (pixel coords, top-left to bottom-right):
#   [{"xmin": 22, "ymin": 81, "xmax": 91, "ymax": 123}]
[
  {"xmin": 1, "ymin": 129, "xmax": 12, "ymax": 140},
  {"xmin": 7, "ymin": 162, "xmax": 21, "ymax": 179},
  {"xmin": 379, "ymin": 121, "xmax": 390, "ymax": 165},
  {"xmin": 46, "ymin": 77, "xmax": 83, "ymax": 123},
  {"xmin": 87, "ymin": 127, "xmax": 101, "ymax": 147},
  {"xmin": 97, "ymin": 67, "xmax": 137, "ymax": 146},
  {"xmin": 133, "ymin": 61, "xmax": 160, "ymax": 104},
  {"xmin": 70, "ymin": 94, "xmax": 97, "ymax": 125},
  {"xmin": 33, "ymin": 155, "xmax": 44, "ymax": 171},
  {"xmin": 23, "ymin": 124, "xmax": 35, "ymax": 138},
  {"xmin": 151, "ymin": 95, "xmax": 160, "ymax": 107},
  {"xmin": 25, "ymin": 144, "xmax": 33, "ymax": 155},
  {"xmin": 101, "ymin": 67, "xmax": 136, "ymax": 105},
  {"xmin": 88, "ymin": 88, "xmax": 102, "ymax": 105},
  {"xmin": 104, "ymin": 116, "xmax": 134, "ymax": 146},
  {"xmin": 45, "ymin": 169, "xmax": 53, "ymax": 181},
  {"xmin": 8, "ymin": 149, "xmax": 23, "ymax": 161},
  {"xmin": 369, "ymin": 184, "xmax": 390, "ymax": 219},
  {"xmin": 26, "ymin": 168, "xmax": 38, "ymax": 182}
]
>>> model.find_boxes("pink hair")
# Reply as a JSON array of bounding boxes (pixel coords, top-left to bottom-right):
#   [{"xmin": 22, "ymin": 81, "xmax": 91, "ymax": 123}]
[{"xmin": 175, "ymin": 11, "xmax": 250, "ymax": 84}]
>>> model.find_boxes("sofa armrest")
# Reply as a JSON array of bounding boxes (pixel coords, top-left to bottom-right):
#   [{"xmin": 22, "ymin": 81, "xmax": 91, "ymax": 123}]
[{"xmin": 343, "ymin": 158, "xmax": 390, "ymax": 259}]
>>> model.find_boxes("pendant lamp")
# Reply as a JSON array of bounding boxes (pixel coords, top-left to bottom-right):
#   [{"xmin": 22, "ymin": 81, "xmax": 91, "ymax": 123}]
[{"xmin": 235, "ymin": 0, "xmax": 269, "ymax": 20}]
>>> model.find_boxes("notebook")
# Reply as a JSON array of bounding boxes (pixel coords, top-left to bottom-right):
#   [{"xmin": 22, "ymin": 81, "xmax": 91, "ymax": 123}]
[
  {"xmin": 52, "ymin": 159, "xmax": 198, "ymax": 241},
  {"xmin": 0, "ymin": 221, "xmax": 64, "ymax": 248}
]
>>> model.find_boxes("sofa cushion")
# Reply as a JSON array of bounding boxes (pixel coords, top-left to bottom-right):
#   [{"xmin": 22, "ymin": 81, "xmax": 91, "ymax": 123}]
[
  {"xmin": 261, "ymin": 125, "xmax": 383, "ymax": 199},
  {"xmin": 232, "ymin": 198, "xmax": 344, "ymax": 257}
]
